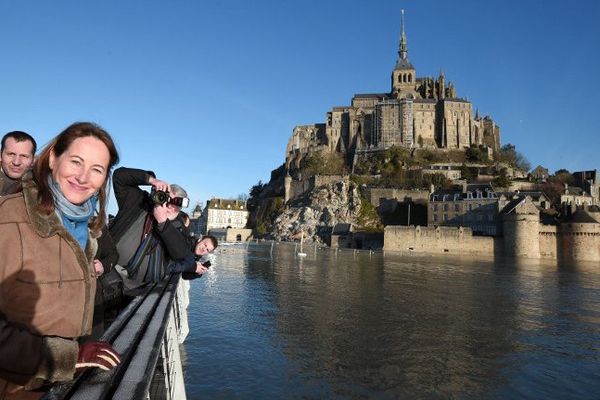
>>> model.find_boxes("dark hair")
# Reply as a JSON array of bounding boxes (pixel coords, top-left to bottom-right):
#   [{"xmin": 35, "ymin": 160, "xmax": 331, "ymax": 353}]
[
  {"xmin": 201, "ymin": 235, "xmax": 218, "ymax": 249},
  {"xmin": 32, "ymin": 122, "xmax": 119, "ymax": 231},
  {"xmin": 1, "ymin": 131, "xmax": 37, "ymax": 155}
]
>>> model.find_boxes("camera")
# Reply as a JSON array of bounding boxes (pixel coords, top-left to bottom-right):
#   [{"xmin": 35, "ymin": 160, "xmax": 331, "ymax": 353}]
[
  {"xmin": 150, "ymin": 188, "xmax": 190, "ymax": 208},
  {"xmin": 150, "ymin": 188, "xmax": 170, "ymax": 205}
]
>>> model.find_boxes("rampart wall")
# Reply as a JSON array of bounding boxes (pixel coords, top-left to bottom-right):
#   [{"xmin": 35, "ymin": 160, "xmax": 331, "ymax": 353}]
[
  {"xmin": 364, "ymin": 188, "xmax": 430, "ymax": 207},
  {"xmin": 385, "ymin": 223, "xmax": 600, "ymax": 261},
  {"xmin": 384, "ymin": 225, "xmax": 497, "ymax": 256}
]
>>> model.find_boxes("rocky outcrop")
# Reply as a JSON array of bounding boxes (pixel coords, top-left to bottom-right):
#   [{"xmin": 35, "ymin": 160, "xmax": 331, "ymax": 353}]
[{"xmin": 269, "ymin": 179, "xmax": 362, "ymax": 243}]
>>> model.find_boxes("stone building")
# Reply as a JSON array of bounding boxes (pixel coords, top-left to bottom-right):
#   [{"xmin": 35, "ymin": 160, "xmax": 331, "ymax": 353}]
[
  {"xmin": 196, "ymin": 198, "xmax": 249, "ymax": 235},
  {"xmin": 285, "ymin": 10, "xmax": 501, "ymax": 174},
  {"xmin": 428, "ymin": 183, "xmax": 502, "ymax": 236}
]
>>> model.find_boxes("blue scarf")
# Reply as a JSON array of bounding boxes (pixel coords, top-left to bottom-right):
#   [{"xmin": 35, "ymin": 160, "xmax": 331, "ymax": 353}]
[{"xmin": 48, "ymin": 176, "xmax": 97, "ymax": 250}]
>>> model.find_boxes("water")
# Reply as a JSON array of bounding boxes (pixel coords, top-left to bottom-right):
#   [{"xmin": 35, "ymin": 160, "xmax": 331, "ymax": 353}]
[{"xmin": 181, "ymin": 243, "xmax": 600, "ymax": 399}]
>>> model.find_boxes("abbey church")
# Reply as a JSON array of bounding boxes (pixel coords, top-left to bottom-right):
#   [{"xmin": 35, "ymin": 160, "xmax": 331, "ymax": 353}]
[{"xmin": 285, "ymin": 11, "xmax": 501, "ymax": 171}]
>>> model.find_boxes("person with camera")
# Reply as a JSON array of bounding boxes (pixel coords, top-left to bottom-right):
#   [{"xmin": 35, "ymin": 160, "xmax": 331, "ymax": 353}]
[
  {"xmin": 109, "ymin": 166, "xmax": 193, "ymax": 293},
  {"xmin": 168, "ymin": 235, "xmax": 218, "ymax": 279}
]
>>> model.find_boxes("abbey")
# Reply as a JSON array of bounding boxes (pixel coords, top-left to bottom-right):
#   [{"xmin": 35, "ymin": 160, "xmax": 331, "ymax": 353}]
[{"xmin": 285, "ymin": 10, "xmax": 501, "ymax": 171}]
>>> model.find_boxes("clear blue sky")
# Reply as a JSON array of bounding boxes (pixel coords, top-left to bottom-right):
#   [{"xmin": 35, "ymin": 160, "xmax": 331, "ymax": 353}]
[{"xmin": 1, "ymin": 0, "xmax": 599, "ymax": 213}]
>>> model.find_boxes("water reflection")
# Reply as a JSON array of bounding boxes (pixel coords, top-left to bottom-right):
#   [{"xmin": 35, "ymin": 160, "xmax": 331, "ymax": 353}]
[{"xmin": 184, "ymin": 243, "xmax": 600, "ymax": 399}]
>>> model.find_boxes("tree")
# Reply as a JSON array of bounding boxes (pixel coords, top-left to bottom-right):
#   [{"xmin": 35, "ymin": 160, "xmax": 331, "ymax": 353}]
[
  {"xmin": 302, "ymin": 150, "xmax": 346, "ymax": 176},
  {"xmin": 552, "ymin": 169, "xmax": 575, "ymax": 185},
  {"xmin": 493, "ymin": 168, "xmax": 510, "ymax": 188},
  {"xmin": 465, "ymin": 145, "xmax": 489, "ymax": 163},
  {"xmin": 249, "ymin": 180, "xmax": 265, "ymax": 198},
  {"xmin": 498, "ymin": 144, "xmax": 531, "ymax": 172}
]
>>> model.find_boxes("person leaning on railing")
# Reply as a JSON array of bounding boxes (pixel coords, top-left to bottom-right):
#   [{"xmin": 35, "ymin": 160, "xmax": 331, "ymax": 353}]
[
  {"xmin": 108, "ymin": 166, "xmax": 193, "ymax": 295},
  {"xmin": 168, "ymin": 235, "xmax": 218, "ymax": 279},
  {"xmin": 0, "ymin": 122, "xmax": 121, "ymax": 400}
]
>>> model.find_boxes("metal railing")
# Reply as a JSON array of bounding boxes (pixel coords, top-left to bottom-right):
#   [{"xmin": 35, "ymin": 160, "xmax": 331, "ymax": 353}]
[{"xmin": 43, "ymin": 274, "xmax": 189, "ymax": 400}]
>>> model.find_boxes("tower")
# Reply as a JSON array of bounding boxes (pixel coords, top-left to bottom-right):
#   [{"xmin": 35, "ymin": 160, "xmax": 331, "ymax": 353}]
[{"xmin": 391, "ymin": 9, "xmax": 417, "ymax": 99}]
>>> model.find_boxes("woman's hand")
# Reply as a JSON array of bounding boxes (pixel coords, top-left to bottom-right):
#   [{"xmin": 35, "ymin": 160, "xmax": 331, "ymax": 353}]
[
  {"xmin": 76, "ymin": 341, "xmax": 121, "ymax": 370},
  {"xmin": 93, "ymin": 259, "xmax": 104, "ymax": 276}
]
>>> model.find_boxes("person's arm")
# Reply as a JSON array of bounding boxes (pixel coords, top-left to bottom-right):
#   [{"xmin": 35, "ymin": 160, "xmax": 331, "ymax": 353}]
[
  {"xmin": 0, "ymin": 314, "xmax": 79, "ymax": 385},
  {"xmin": 0, "ymin": 225, "xmax": 79, "ymax": 385},
  {"xmin": 112, "ymin": 167, "xmax": 156, "ymax": 210},
  {"xmin": 96, "ymin": 226, "xmax": 119, "ymax": 274},
  {"xmin": 154, "ymin": 219, "xmax": 192, "ymax": 260},
  {"xmin": 167, "ymin": 252, "xmax": 196, "ymax": 274}
]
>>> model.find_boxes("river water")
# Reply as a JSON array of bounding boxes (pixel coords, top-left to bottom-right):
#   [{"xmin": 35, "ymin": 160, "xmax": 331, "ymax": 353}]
[{"xmin": 181, "ymin": 243, "xmax": 600, "ymax": 399}]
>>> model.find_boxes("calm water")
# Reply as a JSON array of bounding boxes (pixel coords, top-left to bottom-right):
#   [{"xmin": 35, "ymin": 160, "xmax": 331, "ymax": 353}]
[{"xmin": 181, "ymin": 243, "xmax": 600, "ymax": 399}]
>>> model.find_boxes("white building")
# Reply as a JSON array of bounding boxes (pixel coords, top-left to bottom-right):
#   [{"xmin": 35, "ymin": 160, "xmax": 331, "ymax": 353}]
[{"xmin": 197, "ymin": 198, "xmax": 249, "ymax": 235}]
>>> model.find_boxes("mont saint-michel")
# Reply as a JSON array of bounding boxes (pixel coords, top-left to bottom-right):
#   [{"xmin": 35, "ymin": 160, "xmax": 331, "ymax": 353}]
[{"xmin": 246, "ymin": 11, "xmax": 600, "ymax": 262}]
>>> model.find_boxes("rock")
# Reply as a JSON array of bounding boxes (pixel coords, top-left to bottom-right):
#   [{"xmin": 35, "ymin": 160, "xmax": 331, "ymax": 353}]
[{"xmin": 268, "ymin": 178, "xmax": 362, "ymax": 243}]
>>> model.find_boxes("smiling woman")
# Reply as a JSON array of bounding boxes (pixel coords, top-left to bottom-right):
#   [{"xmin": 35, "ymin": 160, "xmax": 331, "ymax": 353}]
[{"xmin": 0, "ymin": 122, "xmax": 121, "ymax": 400}]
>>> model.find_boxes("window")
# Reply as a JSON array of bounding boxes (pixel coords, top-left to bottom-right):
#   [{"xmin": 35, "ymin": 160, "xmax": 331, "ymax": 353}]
[
  {"xmin": 467, "ymin": 192, "xmax": 473, "ymax": 199},
  {"xmin": 433, "ymin": 204, "xmax": 438, "ymax": 212},
  {"xmin": 443, "ymin": 204, "xmax": 449, "ymax": 212},
  {"xmin": 454, "ymin": 204, "xmax": 460, "ymax": 212},
  {"xmin": 443, "ymin": 214, "xmax": 448, "ymax": 222},
  {"xmin": 433, "ymin": 214, "xmax": 438, "ymax": 222}
]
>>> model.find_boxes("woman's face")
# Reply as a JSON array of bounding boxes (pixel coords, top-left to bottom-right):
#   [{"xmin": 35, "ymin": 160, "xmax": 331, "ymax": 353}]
[{"xmin": 49, "ymin": 136, "xmax": 110, "ymax": 205}]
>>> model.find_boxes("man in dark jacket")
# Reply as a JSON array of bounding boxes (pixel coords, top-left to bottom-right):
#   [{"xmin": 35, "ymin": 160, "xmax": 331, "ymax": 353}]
[{"xmin": 109, "ymin": 167, "xmax": 193, "ymax": 292}]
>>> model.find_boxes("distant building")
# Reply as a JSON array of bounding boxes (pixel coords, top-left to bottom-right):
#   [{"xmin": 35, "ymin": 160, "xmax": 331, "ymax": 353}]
[
  {"xmin": 285, "ymin": 10, "xmax": 501, "ymax": 176},
  {"xmin": 572, "ymin": 170, "xmax": 599, "ymax": 204},
  {"xmin": 561, "ymin": 184, "xmax": 595, "ymax": 213},
  {"xmin": 197, "ymin": 198, "xmax": 249, "ymax": 235},
  {"xmin": 530, "ymin": 165, "xmax": 549, "ymax": 182},
  {"xmin": 428, "ymin": 183, "xmax": 502, "ymax": 236}
]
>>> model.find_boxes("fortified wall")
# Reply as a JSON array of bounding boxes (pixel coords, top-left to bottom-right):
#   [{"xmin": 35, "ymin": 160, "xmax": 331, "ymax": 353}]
[
  {"xmin": 384, "ymin": 225, "xmax": 498, "ymax": 256},
  {"xmin": 364, "ymin": 187, "xmax": 430, "ymax": 207},
  {"xmin": 384, "ymin": 210, "xmax": 600, "ymax": 262}
]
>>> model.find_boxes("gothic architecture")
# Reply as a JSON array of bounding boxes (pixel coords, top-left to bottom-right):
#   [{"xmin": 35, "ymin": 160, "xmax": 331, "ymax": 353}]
[{"xmin": 286, "ymin": 10, "xmax": 501, "ymax": 172}]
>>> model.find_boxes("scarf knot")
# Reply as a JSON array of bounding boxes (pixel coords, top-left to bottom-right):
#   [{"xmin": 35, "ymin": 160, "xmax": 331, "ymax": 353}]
[{"xmin": 48, "ymin": 175, "xmax": 97, "ymax": 250}]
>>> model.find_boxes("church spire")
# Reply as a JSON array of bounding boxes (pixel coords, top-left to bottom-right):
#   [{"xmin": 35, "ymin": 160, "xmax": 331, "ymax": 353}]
[{"xmin": 399, "ymin": 9, "xmax": 408, "ymax": 60}]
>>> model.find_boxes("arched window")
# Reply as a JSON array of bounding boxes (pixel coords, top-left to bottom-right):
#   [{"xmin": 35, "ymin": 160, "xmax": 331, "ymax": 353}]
[{"xmin": 408, "ymin": 74, "xmax": 412, "ymax": 83}]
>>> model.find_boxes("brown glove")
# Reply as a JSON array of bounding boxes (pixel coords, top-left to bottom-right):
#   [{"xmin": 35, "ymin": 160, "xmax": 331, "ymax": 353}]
[{"xmin": 76, "ymin": 341, "xmax": 121, "ymax": 370}]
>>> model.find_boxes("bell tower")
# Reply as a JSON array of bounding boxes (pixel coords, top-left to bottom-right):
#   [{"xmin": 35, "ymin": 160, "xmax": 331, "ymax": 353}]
[{"xmin": 391, "ymin": 9, "xmax": 416, "ymax": 99}]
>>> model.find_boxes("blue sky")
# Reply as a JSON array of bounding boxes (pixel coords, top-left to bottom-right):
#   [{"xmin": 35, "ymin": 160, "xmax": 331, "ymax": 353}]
[{"xmin": 1, "ymin": 0, "xmax": 599, "ymax": 213}]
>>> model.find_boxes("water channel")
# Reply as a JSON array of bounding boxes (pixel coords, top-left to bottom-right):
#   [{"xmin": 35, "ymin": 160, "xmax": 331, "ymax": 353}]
[{"xmin": 182, "ymin": 242, "xmax": 600, "ymax": 399}]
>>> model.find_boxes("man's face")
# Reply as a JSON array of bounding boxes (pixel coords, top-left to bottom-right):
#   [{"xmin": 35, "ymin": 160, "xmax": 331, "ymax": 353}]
[
  {"xmin": 1, "ymin": 138, "xmax": 34, "ymax": 179},
  {"xmin": 165, "ymin": 202, "xmax": 181, "ymax": 221},
  {"xmin": 195, "ymin": 238, "xmax": 215, "ymax": 256}
]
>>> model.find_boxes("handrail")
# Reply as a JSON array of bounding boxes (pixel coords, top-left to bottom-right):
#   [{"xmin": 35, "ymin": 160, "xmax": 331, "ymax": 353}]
[{"xmin": 42, "ymin": 273, "xmax": 188, "ymax": 400}]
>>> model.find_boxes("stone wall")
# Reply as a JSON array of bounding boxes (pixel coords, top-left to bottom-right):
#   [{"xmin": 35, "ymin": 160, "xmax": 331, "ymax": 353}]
[
  {"xmin": 384, "ymin": 225, "xmax": 497, "ymax": 256},
  {"xmin": 365, "ymin": 188, "xmax": 430, "ymax": 207},
  {"xmin": 286, "ymin": 174, "xmax": 348, "ymax": 203},
  {"xmin": 384, "ymin": 223, "xmax": 600, "ymax": 261},
  {"xmin": 538, "ymin": 225, "xmax": 558, "ymax": 259},
  {"xmin": 556, "ymin": 223, "xmax": 600, "ymax": 261}
]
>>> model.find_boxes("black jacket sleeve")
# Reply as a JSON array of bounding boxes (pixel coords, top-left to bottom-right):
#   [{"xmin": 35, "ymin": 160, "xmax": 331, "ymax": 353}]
[
  {"xmin": 96, "ymin": 226, "xmax": 119, "ymax": 273},
  {"xmin": 155, "ymin": 220, "xmax": 192, "ymax": 260},
  {"xmin": 112, "ymin": 167, "xmax": 155, "ymax": 210}
]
